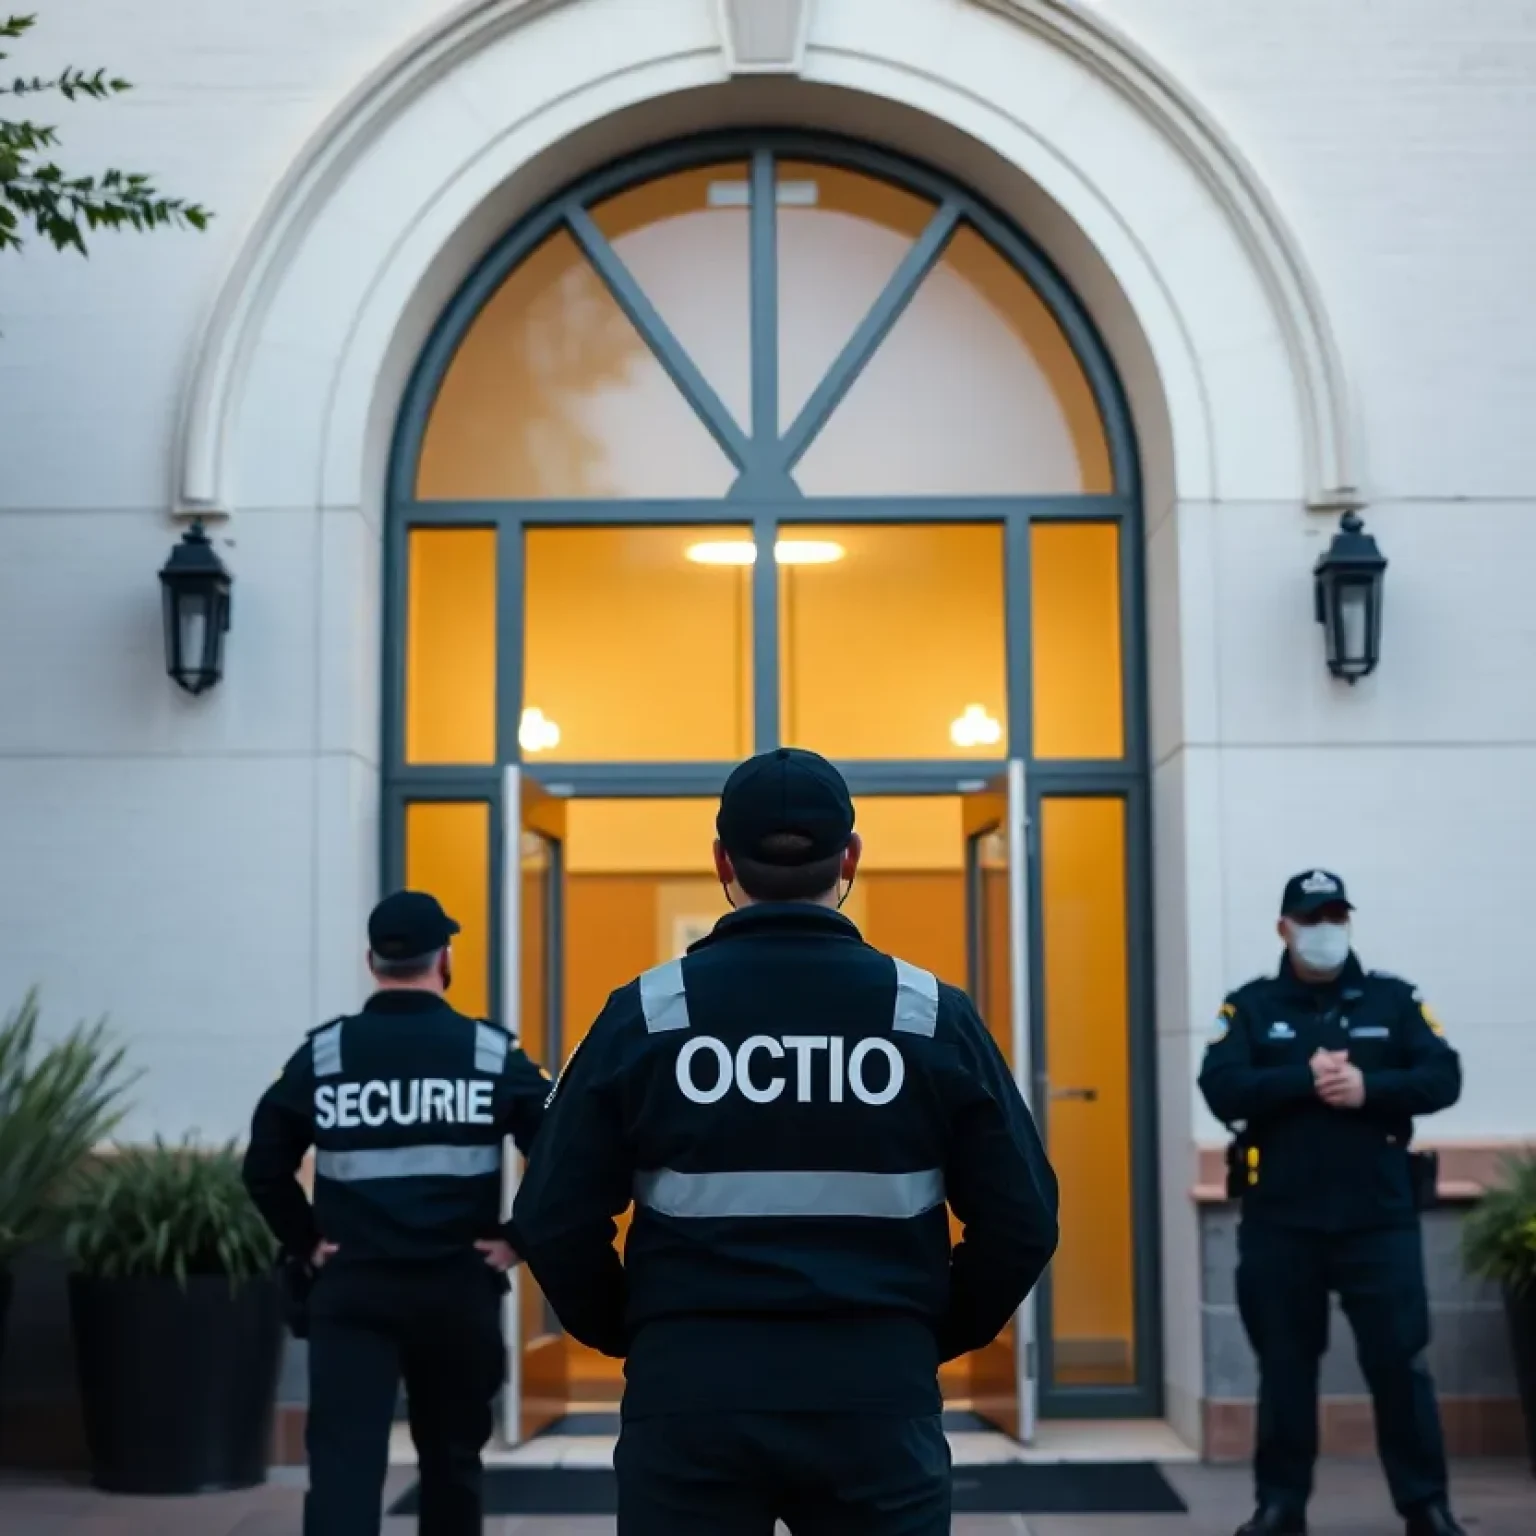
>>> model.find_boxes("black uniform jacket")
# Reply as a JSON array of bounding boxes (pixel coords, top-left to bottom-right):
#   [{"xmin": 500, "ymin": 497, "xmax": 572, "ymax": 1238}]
[
  {"xmin": 242, "ymin": 991, "xmax": 549, "ymax": 1265},
  {"xmin": 1198, "ymin": 952, "xmax": 1461, "ymax": 1231},
  {"xmin": 512, "ymin": 903, "xmax": 1059, "ymax": 1417}
]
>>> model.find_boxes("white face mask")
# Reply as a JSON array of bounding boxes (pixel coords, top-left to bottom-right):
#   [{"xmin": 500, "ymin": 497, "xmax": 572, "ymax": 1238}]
[{"xmin": 1287, "ymin": 919, "xmax": 1351, "ymax": 973}]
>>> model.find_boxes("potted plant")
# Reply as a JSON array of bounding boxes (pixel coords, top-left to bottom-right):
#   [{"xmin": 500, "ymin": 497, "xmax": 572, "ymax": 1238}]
[
  {"xmin": 1461, "ymin": 1152, "xmax": 1536, "ymax": 1475},
  {"xmin": 63, "ymin": 1138, "xmax": 283, "ymax": 1494},
  {"xmin": 0, "ymin": 989, "xmax": 134, "ymax": 1384}
]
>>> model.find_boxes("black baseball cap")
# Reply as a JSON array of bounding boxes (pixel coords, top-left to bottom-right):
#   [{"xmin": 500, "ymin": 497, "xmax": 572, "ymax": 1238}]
[
  {"xmin": 1280, "ymin": 869, "xmax": 1354, "ymax": 918},
  {"xmin": 368, "ymin": 890, "xmax": 460, "ymax": 962},
  {"xmin": 716, "ymin": 748, "xmax": 856, "ymax": 865}
]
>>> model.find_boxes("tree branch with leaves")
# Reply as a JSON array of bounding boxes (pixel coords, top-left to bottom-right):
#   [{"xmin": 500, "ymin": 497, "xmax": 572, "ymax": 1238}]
[{"xmin": 1, "ymin": 12, "xmax": 210, "ymax": 256}]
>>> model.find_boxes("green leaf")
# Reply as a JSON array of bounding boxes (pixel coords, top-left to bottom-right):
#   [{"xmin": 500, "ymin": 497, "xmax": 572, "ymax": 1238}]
[
  {"xmin": 0, "ymin": 12, "xmax": 212, "ymax": 261},
  {"xmin": 57, "ymin": 1136, "xmax": 277, "ymax": 1285},
  {"xmin": 1462, "ymin": 1154, "xmax": 1536, "ymax": 1296},
  {"xmin": 0, "ymin": 988, "xmax": 138, "ymax": 1263}
]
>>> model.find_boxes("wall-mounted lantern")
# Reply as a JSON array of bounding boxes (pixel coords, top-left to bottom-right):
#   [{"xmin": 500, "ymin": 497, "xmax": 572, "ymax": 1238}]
[
  {"xmin": 159, "ymin": 520, "xmax": 232, "ymax": 695},
  {"xmin": 1313, "ymin": 511, "xmax": 1386, "ymax": 684}
]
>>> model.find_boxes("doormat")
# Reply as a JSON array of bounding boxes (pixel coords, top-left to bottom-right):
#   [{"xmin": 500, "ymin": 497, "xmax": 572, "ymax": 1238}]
[
  {"xmin": 523, "ymin": 1408, "xmax": 1004, "ymax": 1438},
  {"xmin": 390, "ymin": 1461, "xmax": 1186, "ymax": 1516}
]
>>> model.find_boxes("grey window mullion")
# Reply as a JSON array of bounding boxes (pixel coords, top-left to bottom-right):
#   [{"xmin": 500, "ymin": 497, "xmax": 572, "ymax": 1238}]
[
  {"xmin": 752, "ymin": 510, "xmax": 780, "ymax": 751},
  {"xmin": 497, "ymin": 512, "xmax": 526, "ymax": 766},
  {"xmin": 565, "ymin": 205, "xmax": 752, "ymax": 471},
  {"xmin": 778, "ymin": 201, "xmax": 963, "ymax": 474},
  {"xmin": 1005, "ymin": 510, "xmax": 1034, "ymax": 761},
  {"xmin": 749, "ymin": 149, "xmax": 779, "ymax": 457}
]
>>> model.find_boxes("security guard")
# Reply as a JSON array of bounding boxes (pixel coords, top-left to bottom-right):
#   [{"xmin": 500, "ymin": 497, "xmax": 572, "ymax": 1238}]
[
  {"xmin": 513, "ymin": 747, "xmax": 1060, "ymax": 1535},
  {"xmin": 242, "ymin": 890, "xmax": 550, "ymax": 1536},
  {"xmin": 1199, "ymin": 870, "xmax": 1463, "ymax": 1536}
]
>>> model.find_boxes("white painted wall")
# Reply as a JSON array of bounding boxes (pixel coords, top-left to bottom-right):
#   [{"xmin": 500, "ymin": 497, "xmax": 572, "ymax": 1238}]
[{"xmin": 0, "ymin": 0, "xmax": 1532, "ymax": 1436}]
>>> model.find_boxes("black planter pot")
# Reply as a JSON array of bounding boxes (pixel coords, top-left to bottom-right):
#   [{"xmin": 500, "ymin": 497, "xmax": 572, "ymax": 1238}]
[
  {"xmin": 69, "ymin": 1271, "xmax": 283, "ymax": 1494},
  {"xmin": 0, "ymin": 1266, "xmax": 11, "ymax": 1382},
  {"xmin": 1507, "ymin": 1283, "xmax": 1536, "ymax": 1476}
]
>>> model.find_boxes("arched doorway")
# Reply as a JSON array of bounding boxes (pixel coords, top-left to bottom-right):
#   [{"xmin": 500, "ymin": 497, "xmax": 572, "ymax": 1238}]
[{"xmin": 383, "ymin": 131, "xmax": 1158, "ymax": 1439}]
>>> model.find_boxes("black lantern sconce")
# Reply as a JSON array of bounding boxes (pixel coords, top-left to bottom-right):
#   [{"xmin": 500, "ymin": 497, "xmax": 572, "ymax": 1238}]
[
  {"xmin": 158, "ymin": 520, "xmax": 232, "ymax": 695},
  {"xmin": 1313, "ymin": 511, "xmax": 1386, "ymax": 684}
]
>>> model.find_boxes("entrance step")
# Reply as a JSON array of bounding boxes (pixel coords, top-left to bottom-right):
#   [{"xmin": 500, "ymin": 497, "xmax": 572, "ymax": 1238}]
[{"xmin": 387, "ymin": 1417, "xmax": 1197, "ymax": 1468}]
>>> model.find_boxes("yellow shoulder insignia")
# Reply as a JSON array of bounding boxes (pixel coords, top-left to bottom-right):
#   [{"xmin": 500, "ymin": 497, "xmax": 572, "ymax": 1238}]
[
  {"xmin": 1419, "ymin": 1001, "xmax": 1445, "ymax": 1037},
  {"xmin": 1219, "ymin": 1002, "xmax": 1236, "ymax": 1020}
]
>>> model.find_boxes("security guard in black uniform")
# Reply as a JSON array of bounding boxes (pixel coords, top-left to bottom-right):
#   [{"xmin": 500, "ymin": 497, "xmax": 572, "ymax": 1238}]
[
  {"xmin": 242, "ymin": 890, "xmax": 550, "ymax": 1536},
  {"xmin": 1199, "ymin": 870, "xmax": 1464, "ymax": 1536},
  {"xmin": 513, "ymin": 747, "xmax": 1060, "ymax": 1535}
]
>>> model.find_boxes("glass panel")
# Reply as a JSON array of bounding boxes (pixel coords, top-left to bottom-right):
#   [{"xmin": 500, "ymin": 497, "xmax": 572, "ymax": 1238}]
[
  {"xmin": 518, "ymin": 832, "xmax": 551, "ymax": 1065},
  {"xmin": 405, "ymin": 528, "xmax": 496, "ymax": 763},
  {"xmin": 416, "ymin": 229, "xmax": 737, "ymax": 500},
  {"xmin": 779, "ymin": 523, "xmax": 1007, "ymax": 759},
  {"xmin": 518, "ymin": 824, "xmax": 568, "ymax": 1435},
  {"xmin": 794, "ymin": 223, "xmax": 1112, "ymax": 495},
  {"xmin": 855, "ymin": 797, "xmax": 964, "ymax": 985},
  {"xmin": 1031, "ymin": 523, "xmax": 1124, "ymax": 759},
  {"xmin": 589, "ymin": 163, "xmax": 751, "ymax": 433},
  {"xmin": 956, "ymin": 807, "xmax": 1019, "ymax": 1428},
  {"xmin": 776, "ymin": 161, "xmax": 935, "ymax": 431},
  {"xmin": 564, "ymin": 798, "xmax": 727, "ymax": 1062},
  {"xmin": 524, "ymin": 526, "xmax": 753, "ymax": 762},
  {"xmin": 1039, "ymin": 796, "xmax": 1134, "ymax": 1388},
  {"xmin": 975, "ymin": 825, "xmax": 1013, "ymax": 1053},
  {"xmin": 402, "ymin": 801, "xmax": 491, "ymax": 1021}
]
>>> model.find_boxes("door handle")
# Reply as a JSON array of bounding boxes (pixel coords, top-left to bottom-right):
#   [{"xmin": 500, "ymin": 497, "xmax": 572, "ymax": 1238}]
[{"xmin": 1048, "ymin": 1086, "xmax": 1098, "ymax": 1103}]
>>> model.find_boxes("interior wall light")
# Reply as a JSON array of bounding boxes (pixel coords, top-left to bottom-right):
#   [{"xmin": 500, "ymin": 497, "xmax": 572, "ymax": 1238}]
[
  {"xmin": 950, "ymin": 705, "xmax": 1003, "ymax": 749},
  {"xmin": 686, "ymin": 539, "xmax": 845, "ymax": 566},
  {"xmin": 519, "ymin": 707, "xmax": 560, "ymax": 753}
]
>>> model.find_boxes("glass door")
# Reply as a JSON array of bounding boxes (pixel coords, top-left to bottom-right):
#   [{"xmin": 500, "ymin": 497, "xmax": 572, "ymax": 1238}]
[
  {"xmin": 500, "ymin": 768, "xmax": 567, "ymax": 1443},
  {"xmin": 1032, "ymin": 793, "xmax": 1139, "ymax": 1412},
  {"xmin": 960, "ymin": 762, "xmax": 1036, "ymax": 1442}
]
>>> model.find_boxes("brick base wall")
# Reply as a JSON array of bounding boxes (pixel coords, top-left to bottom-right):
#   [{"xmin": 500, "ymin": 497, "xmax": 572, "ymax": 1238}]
[{"xmin": 1203, "ymin": 1396, "xmax": 1529, "ymax": 1463}]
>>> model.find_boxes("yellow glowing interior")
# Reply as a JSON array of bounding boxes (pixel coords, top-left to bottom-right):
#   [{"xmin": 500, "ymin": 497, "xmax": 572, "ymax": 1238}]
[
  {"xmin": 522, "ymin": 526, "xmax": 753, "ymax": 761},
  {"xmin": 1039, "ymin": 795, "xmax": 1135, "ymax": 1384},
  {"xmin": 778, "ymin": 523, "xmax": 1009, "ymax": 760},
  {"xmin": 416, "ymin": 229, "xmax": 737, "ymax": 501},
  {"xmin": 405, "ymin": 529, "xmax": 497, "ymax": 764},
  {"xmin": 401, "ymin": 801, "xmax": 491, "ymax": 1021},
  {"xmin": 1032, "ymin": 523, "xmax": 1124, "ymax": 758},
  {"xmin": 403, "ymin": 521, "xmax": 1127, "ymax": 769}
]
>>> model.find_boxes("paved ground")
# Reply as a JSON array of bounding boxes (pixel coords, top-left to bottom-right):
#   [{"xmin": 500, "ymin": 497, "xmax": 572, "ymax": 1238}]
[{"xmin": 0, "ymin": 1460, "xmax": 1531, "ymax": 1534}]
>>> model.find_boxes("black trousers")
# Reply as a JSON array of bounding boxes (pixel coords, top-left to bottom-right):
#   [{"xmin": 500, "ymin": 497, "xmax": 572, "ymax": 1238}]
[
  {"xmin": 1236, "ymin": 1219, "xmax": 1449, "ymax": 1517},
  {"xmin": 614, "ymin": 1411, "xmax": 951, "ymax": 1535},
  {"xmin": 304, "ymin": 1258, "xmax": 504, "ymax": 1536}
]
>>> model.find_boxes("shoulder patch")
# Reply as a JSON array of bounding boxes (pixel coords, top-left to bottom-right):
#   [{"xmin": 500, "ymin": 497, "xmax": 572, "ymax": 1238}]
[
  {"xmin": 1418, "ymin": 999, "xmax": 1446, "ymax": 1037},
  {"xmin": 1210, "ymin": 1000, "xmax": 1236, "ymax": 1042}
]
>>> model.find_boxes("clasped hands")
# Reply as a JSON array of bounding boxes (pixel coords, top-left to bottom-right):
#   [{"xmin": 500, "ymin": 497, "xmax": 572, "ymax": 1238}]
[
  {"xmin": 1310, "ymin": 1047, "xmax": 1365, "ymax": 1109},
  {"xmin": 308, "ymin": 1238, "xmax": 521, "ymax": 1272}
]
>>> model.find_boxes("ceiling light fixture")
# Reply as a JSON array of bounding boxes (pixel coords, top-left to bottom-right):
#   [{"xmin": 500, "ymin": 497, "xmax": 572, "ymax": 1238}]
[
  {"xmin": 950, "ymin": 705, "xmax": 1003, "ymax": 750},
  {"xmin": 519, "ymin": 707, "xmax": 561, "ymax": 753},
  {"xmin": 685, "ymin": 539, "xmax": 845, "ymax": 567}
]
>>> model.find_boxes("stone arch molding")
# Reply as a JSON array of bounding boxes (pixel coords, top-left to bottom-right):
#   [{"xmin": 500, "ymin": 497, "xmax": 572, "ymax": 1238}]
[{"xmin": 174, "ymin": 0, "xmax": 1361, "ymax": 518}]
